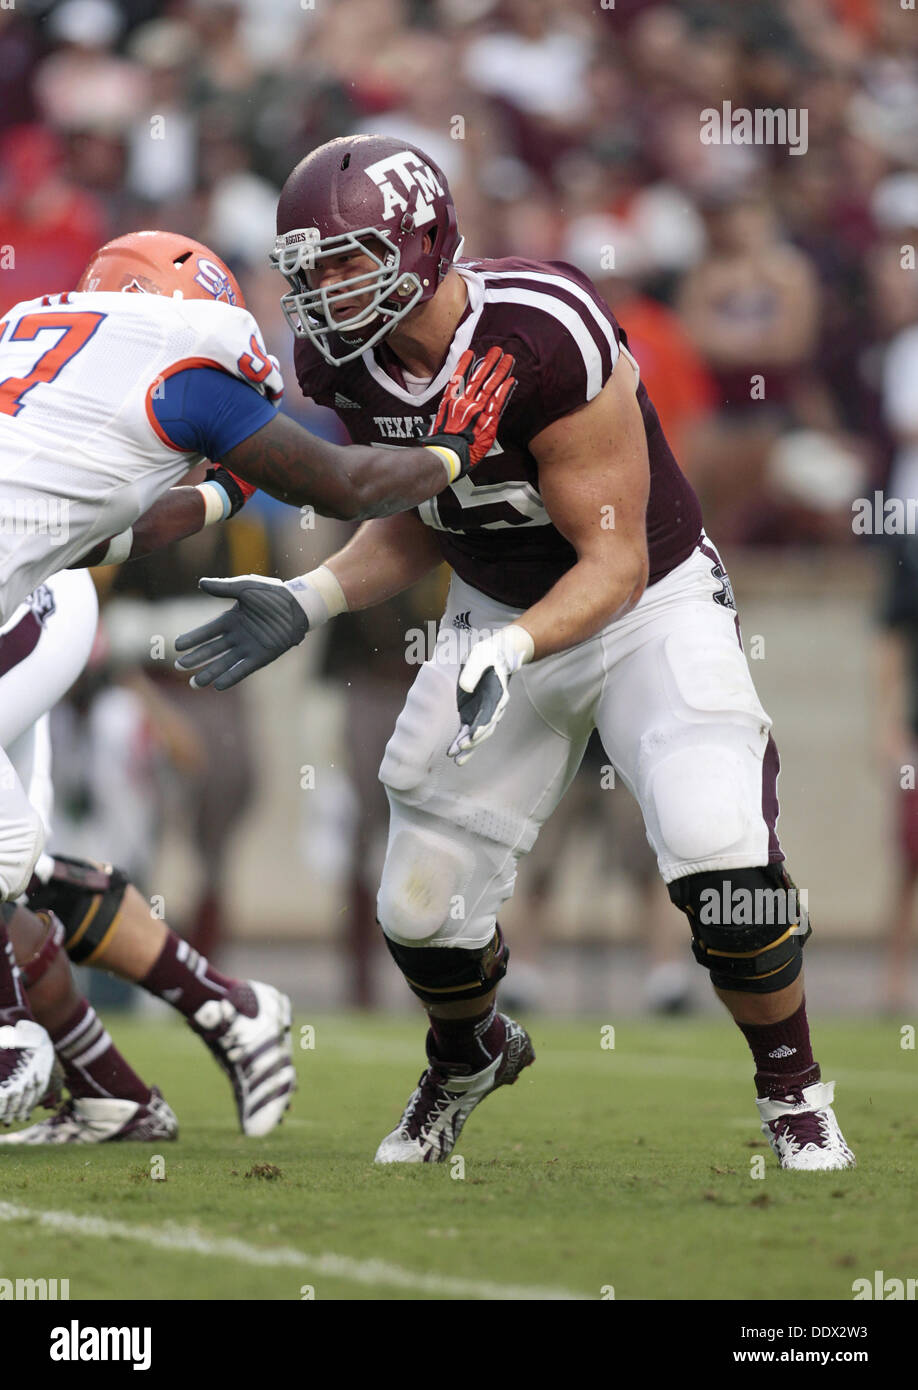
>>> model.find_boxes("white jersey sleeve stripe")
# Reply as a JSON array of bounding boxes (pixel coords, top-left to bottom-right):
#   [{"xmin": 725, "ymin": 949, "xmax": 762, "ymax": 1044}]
[
  {"xmin": 480, "ymin": 267, "xmax": 620, "ymax": 364},
  {"xmin": 484, "ymin": 286, "xmax": 612, "ymax": 400}
]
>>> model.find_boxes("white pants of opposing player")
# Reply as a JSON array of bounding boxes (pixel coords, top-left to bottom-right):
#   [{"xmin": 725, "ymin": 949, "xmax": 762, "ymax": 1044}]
[
  {"xmin": 0, "ymin": 569, "xmax": 98, "ymax": 899},
  {"xmin": 377, "ymin": 537, "xmax": 780, "ymax": 951}
]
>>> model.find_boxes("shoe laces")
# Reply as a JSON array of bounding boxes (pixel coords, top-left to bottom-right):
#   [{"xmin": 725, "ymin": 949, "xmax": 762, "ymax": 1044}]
[
  {"xmin": 772, "ymin": 1104, "xmax": 832, "ymax": 1154},
  {"xmin": 402, "ymin": 1068, "xmax": 458, "ymax": 1143}
]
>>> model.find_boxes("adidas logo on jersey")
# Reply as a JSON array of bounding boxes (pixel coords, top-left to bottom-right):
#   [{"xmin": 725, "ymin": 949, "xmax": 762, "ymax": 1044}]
[
  {"xmin": 334, "ymin": 392, "xmax": 361, "ymax": 409},
  {"xmin": 767, "ymin": 1044, "xmax": 797, "ymax": 1059},
  {"xmin": 452, "ymin": 610, "xmax": 472, "ymax": 630}
]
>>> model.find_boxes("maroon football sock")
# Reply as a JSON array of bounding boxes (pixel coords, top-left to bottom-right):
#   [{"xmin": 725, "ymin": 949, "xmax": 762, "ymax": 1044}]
[
  {"xmin": 427, "ymin": 1003, "xmax": 506, "ymax": 1072},
  {"xmin": 0, "ymin": 919, "xmax": 31, "ymax": 1026},
  {"xmin": 737, "ymin": 997, "xmax": 820, "ymax": 1099},
  {"xmin": 140, "ymin": 932, "xmax": 253, "ymax": 1020},
  {"xmin": 52, "ymin": 1000, "xmax": 150, "ymax": 1103}
]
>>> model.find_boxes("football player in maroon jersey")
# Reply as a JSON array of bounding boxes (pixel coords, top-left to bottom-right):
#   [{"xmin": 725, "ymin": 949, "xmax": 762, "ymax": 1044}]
[{"xmin": 176, "ymin": 135, "xmax": 854, "ymax": 1171}]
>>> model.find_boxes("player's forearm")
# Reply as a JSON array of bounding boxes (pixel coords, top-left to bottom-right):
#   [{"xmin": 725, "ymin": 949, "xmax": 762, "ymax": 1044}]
[
  {"xmin": 516, "ymin": 546, "xmax": 648, "ymax": 660},
  {"xmin": 68, "ymin": 472, "xmax": 246, "ymax": 569},
  {"xmin": 69, "ymin": 489, "xmax": 206, "ymax": 568},
  {"xmin": 223, "ymin": 414, "xmax": 458, "ymax": 521},
  {"xmin": 323, "ymin": 514, "xmax": 443, "ymax": 610}
]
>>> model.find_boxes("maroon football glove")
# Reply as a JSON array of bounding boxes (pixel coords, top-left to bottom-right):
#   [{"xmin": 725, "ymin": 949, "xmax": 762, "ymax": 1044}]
[{"xmin": 425, "ymin": 346, "xmax": 516, "ymax": 477}]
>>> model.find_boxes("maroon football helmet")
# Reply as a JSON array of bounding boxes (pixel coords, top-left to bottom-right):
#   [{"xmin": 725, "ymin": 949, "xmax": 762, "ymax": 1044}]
[{"xmin": 271, "ymin": 134, "xmax": 463, "ymax": 366}]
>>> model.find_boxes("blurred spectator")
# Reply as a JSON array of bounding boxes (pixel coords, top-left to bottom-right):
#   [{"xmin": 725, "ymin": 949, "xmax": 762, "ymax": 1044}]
[
  {"xmin": 463, "ymin": 0, "xmax": 596, "ymax": 179},
  {"xmin": 563, "ymin": 214, "xmax": 715, "ymax": 469},
  {"xmin": 677, "ymin": 192, "xmax": 821, "ymax": 541},
  {"xmin": 0, "ymin": 125, "xmax": 106, "ymax": 313},
  {"xmin": 124, "ymin": 19, "xmax": 200, "ymax": 205},
  {"xmin": 0, "ymin": 11, "xmax": 45, "ymax": 131},
  {"xmin": 34, "ymin": 0, "xmax": 145, "ymax": 134}
]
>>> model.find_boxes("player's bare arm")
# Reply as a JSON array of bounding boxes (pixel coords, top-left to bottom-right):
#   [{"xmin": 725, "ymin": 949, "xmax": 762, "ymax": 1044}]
[
  {"xmin": 68, "ymin": 465, "xmax": 243, "ymax": 568},
  {"xmin": 448, "ymin": 359, "xmax": 650, "ymax": 765},
  {"xmin": 224, "ymin": 344, "xmax": 513, "ymax": 519},
  {"xmin": 515, "ymin": 356, "xmax": 650, "ymax": 658},
  {"xmin": 324, "ymin": 511, "xmax": 444, "ymax": 609},
  {"xmin": 222, "ymin": 413, "xmax": 452, "ymax": 521}
]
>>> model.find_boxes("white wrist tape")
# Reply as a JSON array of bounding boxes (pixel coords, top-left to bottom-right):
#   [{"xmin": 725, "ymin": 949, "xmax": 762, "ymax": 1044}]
[
  {"xmin": 98, "ymin": 528, "xmax": 134, "ymax": 566},
  {"xmin": 284, "ymin": 564, "xmax": 348, "ymax": 629},
  {"xmin": 495, "ymin": 622, "xmax": 535, "ymax": 671},
  {"xmin": 424, "ymin": 443, "xmax": 463, "ymax": 485},
  {"xmin": 196, "ymin": 480, "xmax": 231, "ymax": 526}
]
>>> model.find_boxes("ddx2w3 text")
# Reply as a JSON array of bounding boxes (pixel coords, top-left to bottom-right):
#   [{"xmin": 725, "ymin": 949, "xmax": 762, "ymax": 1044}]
[{"xmin": 741, "ymin": 1327, "xmax": 867, "ymax": 1341}]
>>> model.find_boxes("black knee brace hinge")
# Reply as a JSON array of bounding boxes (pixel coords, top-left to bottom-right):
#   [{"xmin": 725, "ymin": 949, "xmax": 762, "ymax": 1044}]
[
  {"xmin": 26, "ymin": 855, "xmax": 129, "ymax": 965},
  {"xmin": 668, "ymin": 863, "xmax": 811, "ymax": 994}
]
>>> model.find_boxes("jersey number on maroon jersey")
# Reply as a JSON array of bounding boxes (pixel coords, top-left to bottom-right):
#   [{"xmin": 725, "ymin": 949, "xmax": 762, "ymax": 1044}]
[
  {"xmin": 421, "ymin": 472, "xmax": 548, "ymax": 532},
  {"xmin": 0, "ymin": 311, "xmax": 107, "ymax": 418}
]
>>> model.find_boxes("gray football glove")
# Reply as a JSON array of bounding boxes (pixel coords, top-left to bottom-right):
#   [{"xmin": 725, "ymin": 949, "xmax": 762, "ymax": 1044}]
[{"xmin": 174, "ymin": 575, "xmax": 309, "ymax": 690}]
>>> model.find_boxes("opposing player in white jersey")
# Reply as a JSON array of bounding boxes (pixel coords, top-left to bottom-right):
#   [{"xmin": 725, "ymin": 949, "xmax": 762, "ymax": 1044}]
[
  {"xmin": 176, "ymin": 135, "xmax": 855, "ymax": 1173},
  {"xmin": 0, "ymin": 228, "xmax": 515, "ymax": 1129}
]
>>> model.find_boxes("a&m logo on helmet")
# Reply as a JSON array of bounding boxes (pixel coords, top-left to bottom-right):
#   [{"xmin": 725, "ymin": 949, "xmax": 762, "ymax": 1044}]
[
  {"xmin": 193, "ymin": 256, "xmax": 237, "ymax": 304},
  {"xmin": 364, "ymin": 150, "xmax": 445, "ymax": 228}
]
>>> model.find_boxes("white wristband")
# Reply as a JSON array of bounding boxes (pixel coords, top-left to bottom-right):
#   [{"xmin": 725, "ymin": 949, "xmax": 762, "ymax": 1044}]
[
  {"xmin": 196, "ymin": 480, "xmax": 231, "ymax": 526},
  {"xmin": 424, "ymin": 443, "xmax": 463, "ymax": 485},
  {"xmin": 98, "ymin": 528, "xmax": 134, "ymax": 566},
  {"xmin": 284, "ymin": 564, "xmax": 348, "ymax": 629},
  {"xmin": 496, "ymin": 622, "xmax": 535, "ymax": 671}
]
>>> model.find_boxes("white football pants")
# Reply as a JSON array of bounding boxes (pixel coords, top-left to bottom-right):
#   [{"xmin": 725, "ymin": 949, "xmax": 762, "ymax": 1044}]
[
  {"xmin": 0, "ymin": 569, "xmax": 98, "ymax": 899},
  {"xmin": 377, "ymin": 536, "xmax": 781, "ymax": 950}
]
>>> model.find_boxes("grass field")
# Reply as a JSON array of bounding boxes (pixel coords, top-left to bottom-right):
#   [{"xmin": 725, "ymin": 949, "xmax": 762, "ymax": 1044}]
[{"xmin": 0, "ymin": 1012, "xmax": 914, "ymax": 1301}]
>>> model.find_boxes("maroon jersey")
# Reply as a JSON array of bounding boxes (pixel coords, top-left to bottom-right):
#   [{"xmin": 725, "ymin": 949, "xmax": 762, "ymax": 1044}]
[{"xmin": 294, "ymin": 257, "xmax": 703, "ymax": 609}]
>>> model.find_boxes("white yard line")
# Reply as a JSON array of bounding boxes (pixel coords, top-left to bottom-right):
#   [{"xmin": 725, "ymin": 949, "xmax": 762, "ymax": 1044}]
[{"xmin": 0, "ymin": 1202, "xmax": 584, "ymax": 1301}]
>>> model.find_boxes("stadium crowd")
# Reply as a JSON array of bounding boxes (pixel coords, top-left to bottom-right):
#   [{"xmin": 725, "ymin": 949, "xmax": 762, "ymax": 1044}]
[{"xmin": 2, "ymin": 0, "xmax": 917, "ymax": 540}]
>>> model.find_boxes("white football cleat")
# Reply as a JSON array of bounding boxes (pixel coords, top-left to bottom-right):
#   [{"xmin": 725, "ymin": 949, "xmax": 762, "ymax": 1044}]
[
  {"xmin": 375, "ymin": 1015, "xmax": 534, "ymax": 1164},
  {"xmin": 190, "ymin": 981, "xmax": 296, "ymax": 1137},
  {"xmin": 0, "ymin": 1018, "xmax": 55, "ymax": 1126},
  {"xmin": 756, "ymin": 1079, "xmax": 856, "ymax": 1171},
  {"xmin": 0, "ymin": 1087, "xmax": 178, "ymax": 1144}
]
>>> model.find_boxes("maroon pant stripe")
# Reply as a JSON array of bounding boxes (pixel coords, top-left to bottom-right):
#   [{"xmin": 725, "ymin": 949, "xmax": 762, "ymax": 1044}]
[{"xmin": 0, "ymin": 611, "xmax": 41, "ymax": 679}]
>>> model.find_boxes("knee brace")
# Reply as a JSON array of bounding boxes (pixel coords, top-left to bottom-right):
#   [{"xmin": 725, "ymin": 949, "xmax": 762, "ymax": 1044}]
[
  {"xmin": 26, "ymin": 855, "xmax": 129, "ymax": 964},
  {"xmin": 668, "ymin": 863, "xmax": 810, "ymax": 994},
  {"xmin": 384, "ymin": 924, "xmax": 510, "ymax": 1006},
  {"xmin": 18, "ymin": 910, "xmax": 65, "ymax": 989}
]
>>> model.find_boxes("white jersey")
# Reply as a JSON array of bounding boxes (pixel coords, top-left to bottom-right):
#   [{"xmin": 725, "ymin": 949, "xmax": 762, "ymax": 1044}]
[{"xmin": 0, "ymin": 290, "xmax": 283, "ymax": 622}]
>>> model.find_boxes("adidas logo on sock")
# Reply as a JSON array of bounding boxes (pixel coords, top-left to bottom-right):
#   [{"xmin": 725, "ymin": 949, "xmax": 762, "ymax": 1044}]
[
  {"xmin": 768, "ymin": 1044, "xmax": 796, "ymax": 1059},
  {"xmin": 334, "ymin": 392, "xmax": 361, "ymax": 409}
]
